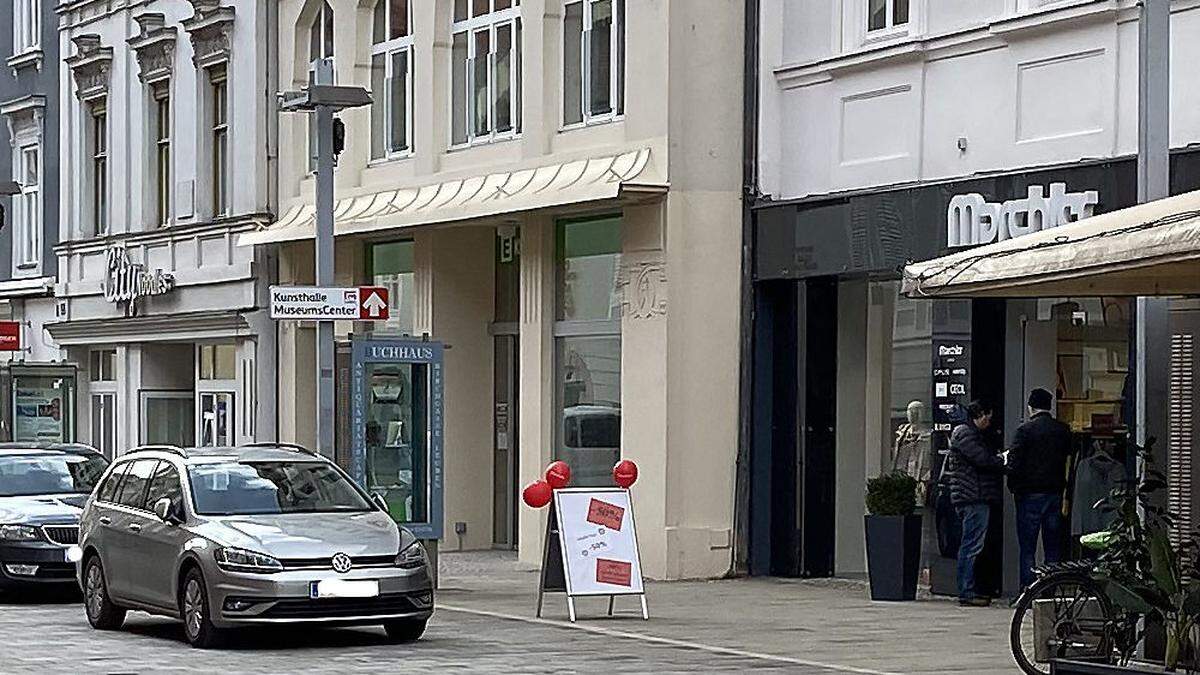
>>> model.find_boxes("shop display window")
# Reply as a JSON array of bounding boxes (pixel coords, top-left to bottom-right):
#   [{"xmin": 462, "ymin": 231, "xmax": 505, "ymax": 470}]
[
  {"xmin": 13, "ymin": 374, "xmax": 74, "ymax": 444},
  {"xmin": 1040, "ymin": 297, "xmax": 1131, "ymax": 434},
  {"xmin": 363, "ymin": 360, "xmax": 428, "ymax": 523},
  {"xmin": 369, "ymin": 240, "xmax": 416, "ymax": 336}
]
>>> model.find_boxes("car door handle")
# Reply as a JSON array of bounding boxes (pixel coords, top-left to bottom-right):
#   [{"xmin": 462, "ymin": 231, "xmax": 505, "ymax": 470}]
[
  {"xmin": 128, "ymin": 523, "xmax": 141, "ymax": 533},
  {"xmin": 99, "ymin": 516, "xmax": 111, "ymax": 525}
]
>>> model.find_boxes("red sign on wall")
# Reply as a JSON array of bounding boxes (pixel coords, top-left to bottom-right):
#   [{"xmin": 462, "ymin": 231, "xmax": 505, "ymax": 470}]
[
  {"xmin": 358, "ymin": 287, "xmax": 389, "ymax": 320},
  {"xmin": 0, "ymin": 322, "xmax": 20, "ymax": 351}
]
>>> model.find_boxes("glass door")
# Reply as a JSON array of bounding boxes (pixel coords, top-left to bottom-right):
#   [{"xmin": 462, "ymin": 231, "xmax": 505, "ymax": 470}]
[
  {"xmin": 197, "ymin": 391, "xmax": 234, "ymax": 447},
  {"xmin": 90, "ymin": 394, "xmax": 116, "ymax": 458}
]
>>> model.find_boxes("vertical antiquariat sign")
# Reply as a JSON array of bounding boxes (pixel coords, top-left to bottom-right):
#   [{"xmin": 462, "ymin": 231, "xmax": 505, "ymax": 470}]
[{"xmin": 351, "ymin": 338, "xmax": 444, "ymax": 540}]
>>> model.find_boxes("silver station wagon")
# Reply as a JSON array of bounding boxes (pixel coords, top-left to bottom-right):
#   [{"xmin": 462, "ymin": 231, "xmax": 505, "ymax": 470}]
[{"xmin": 76, "ymin": 443, "xmax": 433, "ymax": 648}]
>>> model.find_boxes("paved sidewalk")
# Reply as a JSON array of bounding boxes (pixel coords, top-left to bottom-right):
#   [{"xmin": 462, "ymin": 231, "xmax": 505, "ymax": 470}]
[{"xmin": 437, "ymin": 551, "xmax": 1015, "ymax": 675}]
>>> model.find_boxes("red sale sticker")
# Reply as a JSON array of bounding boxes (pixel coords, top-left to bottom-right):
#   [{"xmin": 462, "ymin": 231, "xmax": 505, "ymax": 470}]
[
  {"xmin": 595, "ymin": 558, "xmax": 633, "ymax": 587},
  {"xmin": 586, "ymin": 499, "xmax": 625, "ymax": 531}
]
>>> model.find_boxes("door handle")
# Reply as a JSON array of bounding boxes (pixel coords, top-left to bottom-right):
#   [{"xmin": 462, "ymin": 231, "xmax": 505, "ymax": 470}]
[
  {"xmin": 99, "ymin": 516, "xmax": 111, "ymax": 525},
  {"xmin": 128, "ymin": 523, "xmax": 142, "ymax": 533}
]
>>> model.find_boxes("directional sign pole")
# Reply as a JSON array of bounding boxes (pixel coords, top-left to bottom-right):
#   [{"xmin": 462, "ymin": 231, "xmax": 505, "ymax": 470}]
[{"xmin": 314, "ymin": 59, "xmax": 336, "ymax": 459}]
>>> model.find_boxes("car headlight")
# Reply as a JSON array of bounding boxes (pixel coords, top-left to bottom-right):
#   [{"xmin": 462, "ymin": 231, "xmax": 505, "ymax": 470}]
[
  {"xmin": 0, "ymin": 524, "xmax": 40, "ymax": 542},
  {"xmin": 213, "ymin": 547, "xmax": 283, "ymax": 574},
  {"xmin": 395, "ymin": 541, "xmax": 427, "ymax": 570}
]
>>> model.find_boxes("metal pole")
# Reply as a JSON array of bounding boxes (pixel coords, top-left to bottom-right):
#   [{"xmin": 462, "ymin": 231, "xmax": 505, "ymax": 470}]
[
  {"xmin": 314, "ymin": 59, "xmax": 336, "ymax": 458},
  {"xmin": 1136, "ymin": 1, "xmax": 1169, "ymax": 660}
]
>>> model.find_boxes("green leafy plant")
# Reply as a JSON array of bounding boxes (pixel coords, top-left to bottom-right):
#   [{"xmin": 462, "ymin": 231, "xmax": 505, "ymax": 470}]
[
  {"xmin": 1093, "ymin": 440, "xmax": 1200, "ymax": 671},
  {"xmin": 866, "ymin": 472, "xmax": 918, "ymax": 517}
]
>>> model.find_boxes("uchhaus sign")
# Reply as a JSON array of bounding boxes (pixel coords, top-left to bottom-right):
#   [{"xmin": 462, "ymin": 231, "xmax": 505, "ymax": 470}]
[
  {"xmin": 947, "ymin": 183, "xmax": 1098, "ymax": 248},
  {"xmin": 104, "ymin": 246, "xmax": 176, "ymax": 304}
]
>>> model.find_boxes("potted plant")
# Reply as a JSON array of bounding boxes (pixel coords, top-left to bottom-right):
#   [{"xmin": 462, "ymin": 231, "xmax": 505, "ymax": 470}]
[{"xmin": 865, "ymin": 471, "xmax": 921, "ymax": 601}]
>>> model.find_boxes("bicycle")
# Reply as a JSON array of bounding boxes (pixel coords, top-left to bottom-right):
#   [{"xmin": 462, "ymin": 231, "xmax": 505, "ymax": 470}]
[{"xmin": 1010, "ymin": 533, "xmax": 1136, "ymax": 675}]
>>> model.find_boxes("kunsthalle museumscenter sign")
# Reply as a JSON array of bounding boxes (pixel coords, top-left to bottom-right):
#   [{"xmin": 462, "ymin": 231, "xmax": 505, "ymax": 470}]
[{"xmin": 537, "ymin": 487, "xmax": 648, "ymax": 622}]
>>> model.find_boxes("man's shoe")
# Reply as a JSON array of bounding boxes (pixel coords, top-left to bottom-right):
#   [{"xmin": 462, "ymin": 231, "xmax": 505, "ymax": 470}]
[{"xmin": 958, "ymin": 596, "xmax": 992, "ymax": 607}]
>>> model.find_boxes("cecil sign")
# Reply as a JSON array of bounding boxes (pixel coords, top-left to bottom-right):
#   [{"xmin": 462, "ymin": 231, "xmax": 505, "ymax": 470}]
[
  {"xmin": 947, "ymin": 183, "xmax": 1098, "ymax": 248},
  {"xmin": 270, "ymin": 286, "xmax": 390, "ymax": 321}
]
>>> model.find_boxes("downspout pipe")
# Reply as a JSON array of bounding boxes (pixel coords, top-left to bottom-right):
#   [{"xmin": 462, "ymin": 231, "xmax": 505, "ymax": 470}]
[{"xmin": 730, "ymin": 0, "xmax": 761, "ymax": 578}]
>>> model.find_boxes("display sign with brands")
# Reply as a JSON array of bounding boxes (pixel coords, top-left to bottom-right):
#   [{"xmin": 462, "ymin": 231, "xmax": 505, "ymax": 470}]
[
  {"xmin": 947, "ymin": 183, "xmax": 1099, "ymax": 248},
  {"xmin": 105, "ymin": 246, "xmax": 176, "ymax": 304},
  {"xmin": 270, "ymin": 286, "xmax": 390, "ymax": 321},
  {"xmin": 932, "ymin": 339, "xmax": 971, "ymax": 432}
]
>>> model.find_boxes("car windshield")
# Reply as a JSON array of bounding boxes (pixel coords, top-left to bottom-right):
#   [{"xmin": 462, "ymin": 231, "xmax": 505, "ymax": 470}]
[
  {"xmin": 0, "ymin": 453, "xmax": 109, "ymax": 497},
  {"xmin": 188, "ymin": 461, "xmax": 373, "ymax": 516}
]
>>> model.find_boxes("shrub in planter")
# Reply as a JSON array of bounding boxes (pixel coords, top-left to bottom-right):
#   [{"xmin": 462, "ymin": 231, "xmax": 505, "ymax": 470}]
[{"xmin": 865, "ymin": 472, "xmax": 922, "ymax": 601}]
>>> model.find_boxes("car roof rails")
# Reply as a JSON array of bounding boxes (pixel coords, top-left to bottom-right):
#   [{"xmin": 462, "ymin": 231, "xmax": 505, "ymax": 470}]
[
  {"xmin": 240, "ymin": 441, "xmax": 320, "ymax": 457},
  {"xmin": 133, "ymin": 444, "xmax": 189, "ymax": 458}
]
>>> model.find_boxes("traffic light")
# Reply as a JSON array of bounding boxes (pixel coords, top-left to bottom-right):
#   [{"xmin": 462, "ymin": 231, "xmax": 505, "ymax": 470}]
[{"xmin": 333, "ymin": 118, "xmax": 346, "ymax": 157}]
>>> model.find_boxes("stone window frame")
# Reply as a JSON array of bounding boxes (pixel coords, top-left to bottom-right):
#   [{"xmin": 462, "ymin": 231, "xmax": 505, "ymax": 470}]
[
  {"xmin": 10, "ymin": 0, "xmax": 43, "ymax": 71},
  {"xmin": 129, "ymin": 13, "xmax": 179, "ymax": 229},
  {"xmin": 182, "ymin": 0, "xmax": 236, "ymax": 222},
  {"xmin": 2, "ymin": 96, "xmax": 46, "ymax": 275},
  {"xmin": 449, "ymin": 0, "xmax": 522, "ymax": 149},
  {"xmin": 561, "ymin": 0, "xmax": 625, "ymax": 129},
  {"xmin": 369, "ymin": 0, "xmax": 417, "ymax": 161},
  {"xmin": 67, "ymin": 35, "xmax": 113, "ymax": 239}
]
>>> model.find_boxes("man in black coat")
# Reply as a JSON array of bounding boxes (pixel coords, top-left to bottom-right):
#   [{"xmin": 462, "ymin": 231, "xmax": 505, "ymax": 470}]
[
  {"xmin": 1008, "ymin": 388, "xmax": 1073, "ymax": 590},
  {"xmin": 947, "ymin": 400, "xmax": 1004, "ymax": 606}
]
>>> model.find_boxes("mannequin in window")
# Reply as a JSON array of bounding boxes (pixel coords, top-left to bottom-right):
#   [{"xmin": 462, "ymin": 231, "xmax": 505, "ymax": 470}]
[{"xmin": 893, "ymin": 400, "xmax": 933, "ymax": 502}]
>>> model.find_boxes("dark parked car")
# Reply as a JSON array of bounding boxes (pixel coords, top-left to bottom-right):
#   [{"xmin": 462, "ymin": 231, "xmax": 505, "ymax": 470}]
[{"xmin": 0, "ymin": 444, "xmax": 108, "ymax": 591}]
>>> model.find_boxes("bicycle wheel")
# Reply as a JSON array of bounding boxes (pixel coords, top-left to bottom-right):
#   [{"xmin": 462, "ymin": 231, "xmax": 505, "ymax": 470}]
[{"xmin": 1010, "ymin": 571, "xmax": 1115, "ymax": 675}]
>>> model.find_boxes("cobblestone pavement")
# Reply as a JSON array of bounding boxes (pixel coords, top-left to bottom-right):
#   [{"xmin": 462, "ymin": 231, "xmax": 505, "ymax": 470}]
[{"xmin": 0, "ymin": 552, "xmax": 1016, "ymax": 674}]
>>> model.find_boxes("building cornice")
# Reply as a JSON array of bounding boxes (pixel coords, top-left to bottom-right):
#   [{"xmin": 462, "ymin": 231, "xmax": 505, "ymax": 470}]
[
  {"xmin": 127, "ymin": 13, "xmax": 178, "ymax": 84},
  {"xmin": 182, "ymin": 0, "xmax": 236, "ymax": 69},
  {"xmin": 46, "ymin": 310, "xmax": 252, "ymax": 345},
  {"xmin": 66, "ymin": 34, "xmax": 113, "ymax": 101},
  {"xmin": 55, "ymin": 212, "xmax": 273, "ymax": 256}
]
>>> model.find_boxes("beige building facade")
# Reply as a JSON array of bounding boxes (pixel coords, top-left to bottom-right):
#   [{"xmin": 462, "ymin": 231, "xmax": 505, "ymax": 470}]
[{"xmin": 249, "ymin": 0, "xmax": 744, "ymax": 580}]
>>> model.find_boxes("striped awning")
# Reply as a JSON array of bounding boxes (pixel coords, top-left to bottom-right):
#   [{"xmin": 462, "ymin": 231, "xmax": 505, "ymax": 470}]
[{"xmin": 240, "ymin": 147, "xmax": 664, "ymax": 246}]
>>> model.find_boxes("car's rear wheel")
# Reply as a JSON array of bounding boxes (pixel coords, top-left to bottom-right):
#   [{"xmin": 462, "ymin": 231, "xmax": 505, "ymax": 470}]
[
  {"xmin": 83, "ymin": 556, "xmax": 126, "ymax": 631},
  {"xmin": 383, "ymin": 618, "xmax": 427, "ymax": 643},
  {"xmin": 180, "ymin": 568, "xmax": 224, "ymax": 649}
]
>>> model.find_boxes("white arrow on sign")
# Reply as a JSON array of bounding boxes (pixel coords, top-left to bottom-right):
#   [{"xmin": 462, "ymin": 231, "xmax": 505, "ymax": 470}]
[{"xmin": 362, "ymin": 290, "xmax": 388, "ymax": 318}]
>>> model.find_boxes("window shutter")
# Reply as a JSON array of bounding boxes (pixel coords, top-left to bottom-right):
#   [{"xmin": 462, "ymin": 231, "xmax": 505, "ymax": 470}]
[{"xmin": 1170, "ymin": 332, "xmax": 1197, "ymax": 548}]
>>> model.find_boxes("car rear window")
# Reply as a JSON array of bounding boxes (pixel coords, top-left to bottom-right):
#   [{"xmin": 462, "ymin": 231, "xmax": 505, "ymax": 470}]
[{"xmin": 0, "ymin": 452, "xmax": 110, "ymax": 497}]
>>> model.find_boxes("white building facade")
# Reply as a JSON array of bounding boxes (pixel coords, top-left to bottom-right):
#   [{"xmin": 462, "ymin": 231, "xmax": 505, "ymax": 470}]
[
  {"xmin": 750, "ymin": 0, "xmax": 1200, "ymax": 594},
  {"xmin": 51, "ymin": 0, "xmax": 278, "ymax": 457},
  {"xmin": 251, "ymin": 0, "xmax": 745, "ymax": 580}
]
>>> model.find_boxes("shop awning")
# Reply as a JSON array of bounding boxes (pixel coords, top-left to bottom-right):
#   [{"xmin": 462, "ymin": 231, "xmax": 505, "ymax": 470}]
[
  {"xmin": 239, "ymin": 147, "xmax": 665, "ymax": 247},
  {"xmin": 901, "ymin": 190, "xmax": 1200, "ymax": 298}
]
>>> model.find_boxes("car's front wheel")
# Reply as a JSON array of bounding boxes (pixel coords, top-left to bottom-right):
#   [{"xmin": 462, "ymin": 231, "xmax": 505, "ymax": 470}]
[
  {"xmin": 180, "ymin": 568, "xmax": 224, "ymax": 649},
  {"xmin": 383, "ymin": 618, "xmax": 427, "ymax": 643},
  {"xmin": 83, "ymin": 556, "xmax": 126, "ymax": 631}
]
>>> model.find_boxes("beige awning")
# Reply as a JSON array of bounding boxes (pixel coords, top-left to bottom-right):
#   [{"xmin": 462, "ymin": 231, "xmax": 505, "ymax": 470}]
[
  {"xmin": 240, "ymin": 147, "xmax": 664, "ymax": 247},
  {"xmin": 901, "ymin": 190, "xmax": 1200, "ymax": 298}
]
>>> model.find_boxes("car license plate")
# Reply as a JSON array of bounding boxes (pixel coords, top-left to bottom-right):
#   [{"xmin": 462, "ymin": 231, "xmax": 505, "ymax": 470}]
[{"xmin": 310, "ymin": 579, "xmax": 380, "ymax": 599}]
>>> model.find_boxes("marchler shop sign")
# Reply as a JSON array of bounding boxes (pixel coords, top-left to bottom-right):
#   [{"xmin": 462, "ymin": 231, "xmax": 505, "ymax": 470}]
[
  {"xmin": 104, "ymin": 246, "xmax": 176, "ymax": 305},
  {"xmin": 947, "ymin": 183, "xmax": 1099, "ymax": 248}
]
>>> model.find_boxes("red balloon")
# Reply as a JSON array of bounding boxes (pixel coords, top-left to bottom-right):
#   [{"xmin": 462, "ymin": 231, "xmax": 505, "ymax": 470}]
[
  {"xmin": 522, "ymin": 479, "xmax": 553, "ymax": 508},
  {"xmin": 545, "ymin": 461, "xmax": 572, "ymax": 489},
  {"xmin": 613, "ymin": 459, "xmax": 639, "ymax": 488}
]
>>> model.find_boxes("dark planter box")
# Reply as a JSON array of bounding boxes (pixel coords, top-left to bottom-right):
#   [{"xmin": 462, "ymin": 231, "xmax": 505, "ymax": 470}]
[
  {"xmin": 1050, "ymin": 659, "xmax": 1167, "ymax": 674},
  {"xmin": 865, "ymin": 514, "xmax": 921, "ymax": 601}
]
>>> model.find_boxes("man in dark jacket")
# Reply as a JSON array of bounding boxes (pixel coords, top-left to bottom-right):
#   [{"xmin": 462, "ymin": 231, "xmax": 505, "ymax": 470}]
[
  {"xmin": 1008, "ymin": 388, "xmax": 1073, "ymax": 590},
  {"xmin": 947, "ymin": 400, "xmax": 1005, "ymax": 606}
]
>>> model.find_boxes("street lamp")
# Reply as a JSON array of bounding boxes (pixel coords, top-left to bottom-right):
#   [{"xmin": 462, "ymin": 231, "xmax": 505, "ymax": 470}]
[{"xmin": 278, "ymin": 61, "xmax": 372, "ymax": 458}]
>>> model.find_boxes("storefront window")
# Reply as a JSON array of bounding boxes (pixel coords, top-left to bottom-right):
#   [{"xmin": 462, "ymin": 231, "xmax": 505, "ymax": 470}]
[
  {"xmin": 555, "ymin": 216, "xmax": 621, "ymax": 486},
  {"xmin": 1038, "ymin": 297, "xmax": 1131, "ymax": 433},
  {"xmin": 363, "ymin": 361, "xmax": 428, "ymax": 523},
  {"xmin": 199, "ymin": 392, "xmax": 233, "ymax": 447},
  {"xmin": 142, "ymin": 392, "xmax": 195, "ymax": 446},
  {"xmin": 199, "ymin": 344, "xmax": 236, "ymax": 381},
  {"xmin": 90, "ymin": 350, "xmax": 115, "ymax": 382},
  {"xmin": 370, "ymin": 241, "xmax": 416, "ymax": 335},
  {"xmin": 13, "ymin": 374, "xmax": 75, "ymax": 444}
]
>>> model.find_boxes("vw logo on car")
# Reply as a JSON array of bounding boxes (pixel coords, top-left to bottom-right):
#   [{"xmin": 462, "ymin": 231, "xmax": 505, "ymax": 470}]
[{"xmin": 331, "ymin": 552, "xmax": 352, "ymax": 574}]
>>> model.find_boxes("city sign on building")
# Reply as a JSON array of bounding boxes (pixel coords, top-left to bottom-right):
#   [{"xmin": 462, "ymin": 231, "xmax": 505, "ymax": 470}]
[
  {"xmin": 104, "ymin": 246, "xmax": 176, "ymax": 305},
  {"xmin": 270, "ymin": 286, "xmax": 390, "ymax": 321}
]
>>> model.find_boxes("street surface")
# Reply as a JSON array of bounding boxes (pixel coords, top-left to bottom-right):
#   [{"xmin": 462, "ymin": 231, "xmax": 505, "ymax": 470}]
[{"xmin": 0, "ymin": 552, "xmax": 1015, "ymax": 674}]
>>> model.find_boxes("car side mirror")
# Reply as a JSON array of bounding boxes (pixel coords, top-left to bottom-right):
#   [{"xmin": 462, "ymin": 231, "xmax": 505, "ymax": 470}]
[
  {"xmin": 154, "ymin": 497, "xmax": 182, "ymax": 525},
  {"xmin": 371, "ymin": 492, "xmax": 389, "ymax": 513}
]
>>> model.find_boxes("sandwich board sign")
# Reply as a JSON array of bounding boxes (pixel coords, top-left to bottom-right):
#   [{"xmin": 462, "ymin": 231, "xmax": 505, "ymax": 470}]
[{"xmin": 536, "ymin": 487, "xmax": 648, "ymax": 622}]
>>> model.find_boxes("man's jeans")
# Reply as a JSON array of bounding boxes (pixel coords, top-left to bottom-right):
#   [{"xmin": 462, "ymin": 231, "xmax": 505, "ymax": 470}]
[
  {"xmin": 1015, "ymin": 492, "xmax": 1064, "ymax": 590},
  {"xmin": 955, "ymin": 503, "xmax": 991, "ymax": 600}
]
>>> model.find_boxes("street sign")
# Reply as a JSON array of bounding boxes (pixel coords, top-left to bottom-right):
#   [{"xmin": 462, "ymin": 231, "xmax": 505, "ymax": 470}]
[
  {"xmin": 0, "ymin": 321, "xmax": 20, "ymax": 351},
  {"xmin": 270, "ymin": 286, "xmax": 390, "ymax": 321}
]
